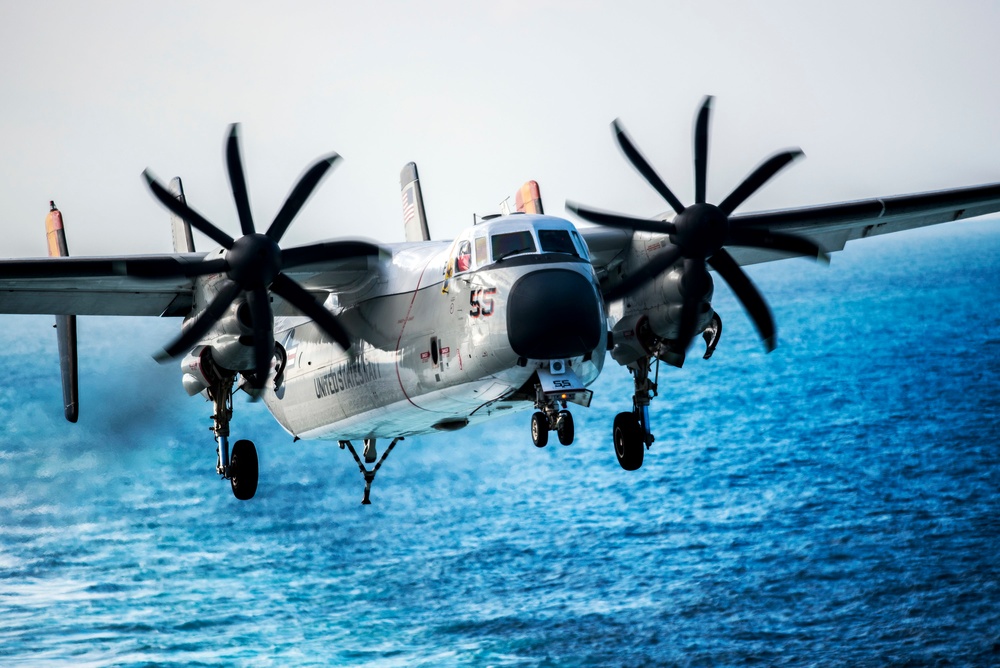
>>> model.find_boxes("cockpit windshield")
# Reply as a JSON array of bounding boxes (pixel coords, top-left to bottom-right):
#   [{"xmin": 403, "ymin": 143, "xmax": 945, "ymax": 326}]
[
  {"xmin": 491, "ymin": 230, "xmax": 536, "ymax": 262},
  {"xmin": 538, "ymin": 229, "xmax": 578, "ymax": 256}
]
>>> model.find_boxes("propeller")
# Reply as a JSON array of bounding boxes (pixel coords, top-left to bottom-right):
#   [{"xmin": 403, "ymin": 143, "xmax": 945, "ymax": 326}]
[
  {"xmin": 567, "ymin": 96, "xmax": 829, "ymax": 361},
  {"xmin": 142, "ymin": 124, "xmax": 380, "ymax": 388}
]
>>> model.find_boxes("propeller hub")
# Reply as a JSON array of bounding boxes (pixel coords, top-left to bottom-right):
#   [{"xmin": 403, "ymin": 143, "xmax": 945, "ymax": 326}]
[
  {"xmin": 673, "ymin": 203, "xmax": 728, "ymax": 260},
  {"xmin": 227, "ymin": 233, "xmax": 282, "ymax": 289}
]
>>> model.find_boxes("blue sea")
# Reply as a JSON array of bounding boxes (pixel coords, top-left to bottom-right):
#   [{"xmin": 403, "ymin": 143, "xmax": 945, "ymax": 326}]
[{"xmin": 1, "ymin": 220, "xmax": 998, "ymax": 666}]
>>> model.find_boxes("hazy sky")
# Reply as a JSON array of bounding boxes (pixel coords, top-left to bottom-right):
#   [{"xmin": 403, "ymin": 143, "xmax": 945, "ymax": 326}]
[{"xmin": 2, "ymin": 1, "xmax": 999, "ymax": 257}]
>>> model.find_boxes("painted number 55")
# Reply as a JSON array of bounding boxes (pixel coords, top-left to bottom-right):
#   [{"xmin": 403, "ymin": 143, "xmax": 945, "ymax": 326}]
[{"xmin": 469, "ymin": 287, "xmax": 497, "ymax": 318}]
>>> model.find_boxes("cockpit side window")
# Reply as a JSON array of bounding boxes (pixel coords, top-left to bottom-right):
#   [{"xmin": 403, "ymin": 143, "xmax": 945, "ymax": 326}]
[
  {"xmin": 474, "ymin": 237, "xmax": 488, "ymax": 267},
  {"xmin": 571, "ymin": 230, "xmax": 590, "ymax": 260},
  {"xmin": 538, "ymin": 229, "xmax": 578, "ymax": 256},
  {"xmin": 491, "ymin": 230, "xmax": 536, "ymax": 261},
  {"xmin": 455, "ymin": 240, "xmax": 473, "ymax": 273}
]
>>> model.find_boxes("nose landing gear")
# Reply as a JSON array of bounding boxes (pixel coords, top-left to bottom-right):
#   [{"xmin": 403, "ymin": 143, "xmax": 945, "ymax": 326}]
[
  {"xmin": 529, "ymin": 363, "xmax": 593, "ymax": 448},
  {"xmin": 530, "ymin": 408, "xmax": 575, "ymax": 448}
]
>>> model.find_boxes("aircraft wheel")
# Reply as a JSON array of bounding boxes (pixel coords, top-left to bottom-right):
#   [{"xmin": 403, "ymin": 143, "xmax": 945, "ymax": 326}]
[
  {"xmin": 230, "ymin": 439, "xmax": 259, "ymax": 500},
  {"xmin": 557, "ymin": 410, "xmax": 574, "ymax": 446},
  {"xmin": 531, "ymin": 412, "xmax": 549, "ymax": 448},
  {"xmin": 613, "ymin": 412, "xmax": 644, "ymax": 471}
]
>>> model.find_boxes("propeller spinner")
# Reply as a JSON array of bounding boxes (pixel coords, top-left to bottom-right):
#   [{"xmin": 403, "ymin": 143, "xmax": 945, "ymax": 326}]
[
  {"xmin": 143, "ymin": 124, "xmax": 380, "ymax": 388},
  {"xmin": 567, "ymin": 96, "xmax": 829, "ymax": 361}
]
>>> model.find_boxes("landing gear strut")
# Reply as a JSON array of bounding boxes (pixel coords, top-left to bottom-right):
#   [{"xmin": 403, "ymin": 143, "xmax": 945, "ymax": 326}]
[
  {"xmin": 613, "ymin": 355, "xmax": 657, "ymax": 471},
  {"xmin": 207, "ymin": 372, "xmax": 258, "ymax": 500}
]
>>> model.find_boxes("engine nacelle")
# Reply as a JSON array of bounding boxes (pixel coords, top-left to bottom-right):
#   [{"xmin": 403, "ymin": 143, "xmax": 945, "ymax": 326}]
[
  {"xmin": 608, "ymin": 235, "xmax": 716, "ymax": 366},
  {"xmin": 644, "ymin": 264, "xmax": 715, "ymax": 342},
  {"xmin": 178, "ymin": 297, "xmax": 269, "ymax": 395},
  {"xmin": 181, "ymin": 346, "xmax": 222, "ymax": 396}
]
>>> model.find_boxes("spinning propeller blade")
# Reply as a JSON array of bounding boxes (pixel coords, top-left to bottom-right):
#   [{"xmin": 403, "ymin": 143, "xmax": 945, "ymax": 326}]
[
  {"xmin": 694, "ymin": 96, "xmax": 712, "ymax": 205},
  {"xmin": 156, "ymin": 280, "xmax": 243, "ymax": 361},
  {"xmin": 144, "ymin": 124, "xmax": 380, "ymax": 388},
  {"xmin": 569, "ymin": 98, "xmax": 825, "ymax": 358},
  {"xmin": 612, "ymin": 119, "xmax": 686, "ymax": 216},
  {"xmin": 226, "ymin": 124, "xmax": 256, "ymax": 237}
]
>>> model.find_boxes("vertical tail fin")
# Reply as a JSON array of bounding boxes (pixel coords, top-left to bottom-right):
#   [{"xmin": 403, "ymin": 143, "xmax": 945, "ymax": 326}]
[
  {"xmin": 169, "ymin": 177, "xmax": 196, "ymax": 253},
  {"xmin": 400, "ymin": 162, "xmax": 430, "ymax": 241},
  {"xmin": 45, "ymin": 201, "xmax": 79, "ymax": 423},
  {"xmin": 515, "ymin": 180, "xmax": 544, "ymax": 215}
]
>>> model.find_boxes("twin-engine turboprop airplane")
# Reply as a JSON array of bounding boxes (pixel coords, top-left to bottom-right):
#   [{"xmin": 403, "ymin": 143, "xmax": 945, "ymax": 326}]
[{"xmin": 2, "ymin": 97, "xmax": 999, "ymax": 503}]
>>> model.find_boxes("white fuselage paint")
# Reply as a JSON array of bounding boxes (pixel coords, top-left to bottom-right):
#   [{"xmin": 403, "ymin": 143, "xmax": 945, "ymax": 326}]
[{"xmin": 257, "ymin": 215, "xmax": 607, "ymax": 441}]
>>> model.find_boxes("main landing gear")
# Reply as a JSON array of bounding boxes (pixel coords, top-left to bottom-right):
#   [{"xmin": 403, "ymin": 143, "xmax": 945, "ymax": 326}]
[
  {"xmin": 613, "ymin": 355, "xmax": 658, "ymax": 471},
  {"xmin": 612, "ymin": 314, "xmax": 722, "ymax": 470},
  {"xmin": 531, "ymin": 384, "xmax": 575, "ymax": 447},
  {"xmin": 207, "ymin": 372, "xmax": 258, "ymax": 500}
]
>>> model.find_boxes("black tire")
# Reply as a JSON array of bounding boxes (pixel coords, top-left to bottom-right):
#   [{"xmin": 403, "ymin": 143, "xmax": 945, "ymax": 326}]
[
  {"xmin": 557, "ymin": 410, "xmax": 574, "ymax": 446},
  {"xmin": 230, "ymin": 439, "xmax": 259, "ymax": 500},
  {"xmin": 531, "ymin": 411, "xmax": 549, "ymax": 448},
  {"xmin": 613, "ymin": 412, "xmax": 644, "ymax": 471}
]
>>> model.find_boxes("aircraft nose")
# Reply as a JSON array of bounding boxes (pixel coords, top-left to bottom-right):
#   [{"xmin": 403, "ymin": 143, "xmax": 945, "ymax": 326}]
[{"xmin": 506, "ymin": 268, "xmax": 604, "ymax": 359}]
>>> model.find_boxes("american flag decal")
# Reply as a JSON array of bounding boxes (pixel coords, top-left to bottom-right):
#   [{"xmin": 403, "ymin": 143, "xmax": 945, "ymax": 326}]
[{"xmin": 402, "ymin": 187, "xmax": 416, "ymax": 225}]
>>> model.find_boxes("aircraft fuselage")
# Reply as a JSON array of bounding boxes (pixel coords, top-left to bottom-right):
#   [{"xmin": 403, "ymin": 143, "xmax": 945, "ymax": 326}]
[{"xmin": 260, "ymin": 214, "xmax": 608, "ymax": 440}]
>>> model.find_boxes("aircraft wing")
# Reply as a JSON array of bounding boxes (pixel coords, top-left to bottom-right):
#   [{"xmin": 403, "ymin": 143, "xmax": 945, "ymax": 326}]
[
  {"xmin": 0, "ymin": 254, "xmax": 205, "ymax": 316},
  {"xmin": 0, "ymin": 251, "xmax": 379, "ymax": 318},
  {"xmin": 726, "ymin": 181, "xmax": 1000, "ymax": 265},
  {"xmin": 578, "ymin": 181, "xmax": 1000, "ymax": 271}
]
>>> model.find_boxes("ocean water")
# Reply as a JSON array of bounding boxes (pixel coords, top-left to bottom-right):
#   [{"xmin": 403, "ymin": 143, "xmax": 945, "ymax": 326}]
[{"xmin": 1, "ymin": 220, "xmax": 998, "ymax": 666}]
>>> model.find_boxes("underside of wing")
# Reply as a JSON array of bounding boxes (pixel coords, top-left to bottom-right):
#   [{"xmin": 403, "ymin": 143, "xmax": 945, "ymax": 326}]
[
  {"xmin": 0, "ymin": 254, "xmax": 206, "ymax": 316},
  {"xmin": 726, "ymin": 181, "xmax": 1000, "ymax": 266},
  {"xmin": 578, "ymin": 181, "xmax": 1000, "ymax": 273},
  {"xmin": 0, "ymin": 251, "xmax": 382, "ymax": 318},
  {"xmin": 578, "ymin": 226, "xmax": 632, "ymax": 280}
]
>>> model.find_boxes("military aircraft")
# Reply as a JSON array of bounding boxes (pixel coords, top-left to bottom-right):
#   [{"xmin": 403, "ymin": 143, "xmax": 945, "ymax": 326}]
[{"xmin": 2, "ymin": 97, "xmax": 998, "ymax": 503}]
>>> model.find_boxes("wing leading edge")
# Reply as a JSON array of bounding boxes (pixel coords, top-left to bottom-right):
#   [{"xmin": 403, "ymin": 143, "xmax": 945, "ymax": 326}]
[
  {"xmin": 727, "ymin": 181, "xmax": 1000, "ymax": 266},
  {"xmin": 579, "ymin": 181, "xmax": 1000, "ymax": 274},
  {"xmin": 0, "ymin": 254, "xmax": 205, "ymax": 316},
  {"xmin": 0, "ymin": 251, "xmax": 381, "ymax": 318}
]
